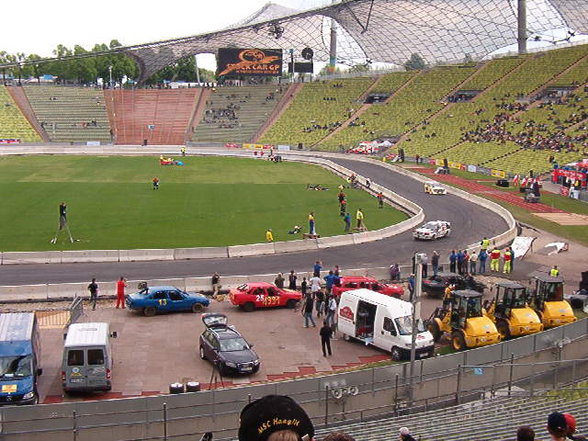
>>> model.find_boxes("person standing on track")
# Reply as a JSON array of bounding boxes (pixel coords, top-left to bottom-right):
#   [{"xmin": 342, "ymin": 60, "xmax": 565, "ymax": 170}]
[
  {"xmin": 320, "ymin": 320, "xmax": 333, "ymax": 357},
  {"xmin": 115, "ymin": 276, "xmax": 127, "ymax": 309}
]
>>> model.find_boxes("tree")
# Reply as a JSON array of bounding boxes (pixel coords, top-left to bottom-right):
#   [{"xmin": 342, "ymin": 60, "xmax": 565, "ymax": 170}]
[{"xmin": 404, "ymin": 53, "xmax": 426, "ymax": 71}]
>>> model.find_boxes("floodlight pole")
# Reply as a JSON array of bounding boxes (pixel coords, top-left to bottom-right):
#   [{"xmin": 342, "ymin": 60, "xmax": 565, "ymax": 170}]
[
  {"xmin": 194, "ymin": 55, "xmax": 201, "ymax": 85},
  {"xmin": 408, "ymin": 252, "xmax": 424, "ymax": 407},
  {"xmin": 517, "ymin": 0, "xmax": 527, "ymax": 54},
  {"xmin": 328, "ymin": 0, "xmax": 338, "ymax": 74}
]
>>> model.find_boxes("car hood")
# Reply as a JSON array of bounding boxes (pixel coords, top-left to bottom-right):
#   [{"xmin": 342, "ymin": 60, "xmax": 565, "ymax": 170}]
[
  {"xmin": 0, "ymin": 376, "xmax": 34, "ymax": 396},
  {"xmin": 219, "ymin": 349, "xmax": 258, "ymax": 363},
  {"xmin": 415, "ymin": 228, "xmax": 433, "ymax": 233}
]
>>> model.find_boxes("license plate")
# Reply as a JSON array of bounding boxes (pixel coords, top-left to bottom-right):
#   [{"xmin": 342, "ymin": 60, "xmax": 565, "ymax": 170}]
[
  {"xmin": 70, "ymin": 379, "xmax": 84, "ymax": 383},
  {"xmin": 241, "ymin": 367, "xmax": 253, "ymax": 372}
]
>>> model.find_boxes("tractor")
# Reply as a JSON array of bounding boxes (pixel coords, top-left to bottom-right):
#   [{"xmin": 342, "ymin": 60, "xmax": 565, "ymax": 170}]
[
  {"xmin": 529, "ymin": 271, "xmax": 576, "ymax": 329},
  {"xmin": 484, "ymin": 281, "xmax": 543, "ymax": 339},
  {"xmin": 427, "ymin": 290, "xmax": 501, "ymax": 351}
]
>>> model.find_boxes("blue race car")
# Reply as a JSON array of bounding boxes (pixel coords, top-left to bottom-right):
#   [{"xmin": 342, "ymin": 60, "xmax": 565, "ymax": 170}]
[{"xmin": 126, "ymin": 286, "xmax": 210, "ymax": 316}]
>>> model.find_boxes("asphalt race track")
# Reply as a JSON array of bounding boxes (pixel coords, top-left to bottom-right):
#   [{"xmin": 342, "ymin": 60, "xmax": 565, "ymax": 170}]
[{"xmin": 0, "ymin": 155, "xmax": 508, "ymax": 286}]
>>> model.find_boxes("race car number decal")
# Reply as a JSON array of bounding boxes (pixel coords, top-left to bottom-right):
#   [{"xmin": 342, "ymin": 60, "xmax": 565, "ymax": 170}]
[
  {"xmin": 256, "ymin": 295, "xmax": 279, "ymax": 305},
  {"xmin": 158, "ymin": 299, "xmax": 167, "ymax": 306}
]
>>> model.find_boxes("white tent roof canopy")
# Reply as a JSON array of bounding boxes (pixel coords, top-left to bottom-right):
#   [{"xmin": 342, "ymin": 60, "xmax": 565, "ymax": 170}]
[{"xmin": 121, "ymin": 0, "xmax": 588, "ymax": 82}]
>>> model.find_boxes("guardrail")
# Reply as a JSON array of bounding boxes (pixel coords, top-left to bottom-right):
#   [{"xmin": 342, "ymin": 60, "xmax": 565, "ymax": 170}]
[{"xmin": 0, "ymin": 318, "xmax": 585, "ymax": 441}]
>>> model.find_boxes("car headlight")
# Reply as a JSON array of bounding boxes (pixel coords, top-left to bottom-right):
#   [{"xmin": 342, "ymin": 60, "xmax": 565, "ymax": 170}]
[
  {"xmin": 23, "ymin": 391, "xmax": 35, "ymax": 400},
  {"xmin": 253, "ymin": 359, "xmax": 260, "ymax": 365},
  {"xmin": 225, "ymin": 361, "xmax": 237, "ymax": 368}
]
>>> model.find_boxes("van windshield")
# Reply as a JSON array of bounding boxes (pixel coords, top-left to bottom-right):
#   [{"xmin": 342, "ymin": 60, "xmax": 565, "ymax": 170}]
[
  {"xmin": 394, "ymin": 316, "xmax": 426, "ymax": 336},
  {"xmin": 0, "ymin": 355, "xmax": 33, "ymax": 378}
]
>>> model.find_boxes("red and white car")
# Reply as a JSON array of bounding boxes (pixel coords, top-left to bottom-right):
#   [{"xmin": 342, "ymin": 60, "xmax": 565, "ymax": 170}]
[
  {"xmin": 331, "ymin": 276, "xmax": 404, "ymax": 298},
  {"xmin": 229, "ymin": 282, "xmax": 302, "ymax": 312}
]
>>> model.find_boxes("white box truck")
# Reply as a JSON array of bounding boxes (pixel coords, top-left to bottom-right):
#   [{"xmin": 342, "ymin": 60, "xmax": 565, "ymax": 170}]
[
  {"xmin": 62, "ymin": 322, "xmax": 116, "ymax": 393},
  {"xmin": 337, "ymin": 289, "xmax": 435, "ymax": 360}
]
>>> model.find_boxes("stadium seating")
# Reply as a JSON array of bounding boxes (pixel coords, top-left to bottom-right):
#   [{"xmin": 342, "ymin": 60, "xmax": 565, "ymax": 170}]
[
  {"xmin": 192, "ymin": 84, "xmax": 286, "ymax": 143},
  {"xmin": 0, "ymin": 86, "xmax": 41, "ymax": 142},
  {"xmin": 259, "ymin": 77, "xmax": 375, "ymax": 146},
  {"xmin": 317, "ymin": 66, "xmax": 477, "ymax": 151},
  {"xmin": 105, "ymin": 88, "xmax": 201, "ymax": 145},
  {"xmin": 24, "ymin": 86, "xmax": 112, "ymax": 143},
  {"xmin": 398, "ymin": 44, "xmax": 588, "ymax": 174},
  {"xmin": 315, "ymin": 394, "xmax": 588, "ymax": 441}
]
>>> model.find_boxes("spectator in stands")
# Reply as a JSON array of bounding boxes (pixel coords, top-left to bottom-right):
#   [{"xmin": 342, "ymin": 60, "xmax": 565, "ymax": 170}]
[
  {"xmin": 322, "ymin": 432, "xmax": 356, "ymax": 441},
  {"xmin": 548, "ymin": 412, "xmax": 569, "ymax": 441},
  {"xmin": 517, "ymin": 426, "xmax": 535, "ymax": 441},
  {"xmin": 399, "ymin": 427, "xmax": 417, "ymax": 441},
  {"xmin": 564, "ymin": 413, "xmax": 586, "ymax": 441},
  {"xmin": 238, "ymin": 395, "xmax": 315, "ymax": 441}
]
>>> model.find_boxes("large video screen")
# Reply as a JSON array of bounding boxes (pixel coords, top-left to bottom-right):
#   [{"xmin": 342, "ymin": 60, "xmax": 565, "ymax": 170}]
[{"xmin": 217, "ymin": 48, "xmax": 283, "ymax": 77}]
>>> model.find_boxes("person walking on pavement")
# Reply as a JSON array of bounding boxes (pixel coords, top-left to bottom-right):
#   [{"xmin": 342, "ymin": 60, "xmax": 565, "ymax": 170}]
[
  {"xmin": 431, "ymin": 251, "xmax": 440, "ymax": 277},
  {"xmin": 115, "ymin": 276, "xmax": 127, "ymax": 309},
  {"xmin": 503, "ymin": 248, "xmax": 512, "ymax": 274},
  {"xmin": 326, "ymin": 295, "xmax": 337, "ymax": 327},
  {"xmin": 407, "ymin": 274, "xmax": 415, "ymax": 302},
  {"xmin": 469, "ymin": 250, "xmax": 478, "ymax": 275},
  {"xmin": 88, "ymin": 278, "xmax": 99, "ymax": 311},
  {"xmin": 274, "ymin": 272, "xmax": 285, "ymax": 289},
  {"xmin": 343, "ymin": 212, "xmax": 351, "ymax": 233},
  {"xmin": 478, "ymin": 249, "xmax": 488, "ymax": 274},
  {"xmin": 288, "ymin": 270, "xmax": 297, "ymax": 290},
  {"xmin": 449, "ymin": 250, "xmax": 457, "ymax": 273},
  {"xmin": 320, "ymin": 320, "xmax": 333, "ymax": 356},
  {"xmin": 421, "ymin": 253, "xmax": 429, "ymax": 278},
  {"xmin": 211, "ymin": 272, "xmax": 221, "ymax": 296},
  {"xmin": 490, "ymin": 247, "xmax": 501, "ymax": 272},
  {"xmin": 302, "ymin": 293, "xmax": 316, "ymax": 328},
  {"xmin": 300, "ymin": 277, "xmax": 308, "ymax": 296}
]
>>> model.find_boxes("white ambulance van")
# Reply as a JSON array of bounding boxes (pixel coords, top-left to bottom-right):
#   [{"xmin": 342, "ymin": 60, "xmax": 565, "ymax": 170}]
[{"xmin": 337, "ymin": 289, "xmax": 434, "ymax": 360}]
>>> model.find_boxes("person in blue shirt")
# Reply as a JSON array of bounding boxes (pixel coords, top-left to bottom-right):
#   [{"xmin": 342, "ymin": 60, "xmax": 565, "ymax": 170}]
[
  {"xmin": 456, "ymin": 250, "xmax": 465, "ymax": 275},
  {"xmin": 449, "ymin": 250, "xmax": 457, "ymax": 273},
  {"xmin": 313, "ymin": 260, "xmax": 322, "ymax": 277},
  {"xmin": 478, "ymin": 249, "xmax": 488, "ymax": 274},
  {"xmin": 324, "ymin": 271, "xmax": 340, "ymax": 295}
]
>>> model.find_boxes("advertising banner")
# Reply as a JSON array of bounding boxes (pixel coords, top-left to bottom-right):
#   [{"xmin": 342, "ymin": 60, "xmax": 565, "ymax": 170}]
[
  {"xmin": 0, "ymin": 139, "xmax": 21, "ymax": 144},
  {"xmin": 491, "ymin": 169, "xmax": 507, "ymax": 178},
  {"xmin": 217, "ymin": 48, "xmax": 283, "ymax": 77}
]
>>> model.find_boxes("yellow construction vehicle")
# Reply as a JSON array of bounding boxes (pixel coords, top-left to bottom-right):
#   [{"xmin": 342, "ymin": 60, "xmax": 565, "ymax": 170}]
[
  {"xmin": 484, "ymin": 281, "xmax": 543, "ymax": 339},
  {"xmin": 428, "ymin": 290, "xmax": 501, "ymax": 351},
  {"xmin": 529, "ymin": 271, "xmax": 576, "ymax": 329}
]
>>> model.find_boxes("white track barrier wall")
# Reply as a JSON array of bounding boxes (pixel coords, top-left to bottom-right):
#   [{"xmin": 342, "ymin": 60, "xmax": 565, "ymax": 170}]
[{"xmin": 0, "ymin": 152, "xmax": 423, "ymax": 266}]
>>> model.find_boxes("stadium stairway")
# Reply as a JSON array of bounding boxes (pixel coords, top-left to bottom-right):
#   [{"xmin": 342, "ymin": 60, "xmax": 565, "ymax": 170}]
[
  {"xmin": 0, "ymin": 86, "xmax": 42, "ymax": 142},
  {"xmin": 191, "ymin": 84, "xmax": 286, "ymax": 144},
  {"xmin": 24, "ymin": 85, "xmax": 112, "ymax": 143},
  {"xmin": 105, "ymin": 88, "xmax": 201, "ymax": 145},
  {"xmin": 252, "ymin": 83, "xmax": 302, "ymax": 142},
  {"xmin": 315, "ymin": 394, "xmax": 588, "ymax": 441}
]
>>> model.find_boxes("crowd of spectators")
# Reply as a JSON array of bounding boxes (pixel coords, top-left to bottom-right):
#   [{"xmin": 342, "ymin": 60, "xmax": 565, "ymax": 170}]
[{"xmin": 460, "ymin": 93, "xmax": 587, "ymax": 154}]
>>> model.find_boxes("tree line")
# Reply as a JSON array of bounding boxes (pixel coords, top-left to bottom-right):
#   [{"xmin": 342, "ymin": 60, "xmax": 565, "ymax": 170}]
[{"xmin": 0, "ymin": 41, "xmax": 215, "ymax": 85}]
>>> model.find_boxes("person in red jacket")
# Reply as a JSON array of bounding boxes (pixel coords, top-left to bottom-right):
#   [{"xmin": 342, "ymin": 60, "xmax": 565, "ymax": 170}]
[{"xmin": 115, "ymin": 276, "xmax": 128, "ymax": 309}]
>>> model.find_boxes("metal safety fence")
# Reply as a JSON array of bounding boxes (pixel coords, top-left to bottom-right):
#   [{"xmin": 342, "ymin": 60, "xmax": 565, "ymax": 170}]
[{"xmin": 0, "ymin": 318, "xmax": 586, "ymax": 441}]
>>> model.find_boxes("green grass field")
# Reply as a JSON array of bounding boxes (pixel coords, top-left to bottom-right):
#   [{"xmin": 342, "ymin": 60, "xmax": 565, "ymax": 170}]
[{"xmin": 0, "ymin": 156, "xmax": 407, "ymax": 251}]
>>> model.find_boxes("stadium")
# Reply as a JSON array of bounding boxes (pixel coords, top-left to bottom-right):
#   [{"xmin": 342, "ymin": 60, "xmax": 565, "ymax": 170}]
[{"xmin": 0, "ymin": 0, "xmax": 587, "ymax": 440}]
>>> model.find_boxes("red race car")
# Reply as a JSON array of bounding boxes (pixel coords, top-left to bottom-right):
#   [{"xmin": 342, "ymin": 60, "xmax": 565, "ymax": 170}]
[
  {"xmin": 229, "ymin": 282, "xmax": 302, "ymax": 312},
  {"xmin": 331, "ymin": 276, "xmax": 404, "ymax": 298}
]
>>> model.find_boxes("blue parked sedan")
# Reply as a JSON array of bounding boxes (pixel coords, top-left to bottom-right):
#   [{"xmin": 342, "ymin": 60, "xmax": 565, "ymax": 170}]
[{"xmin": 126, "ymin": 286, "xmax": 210, "ymax": 316}]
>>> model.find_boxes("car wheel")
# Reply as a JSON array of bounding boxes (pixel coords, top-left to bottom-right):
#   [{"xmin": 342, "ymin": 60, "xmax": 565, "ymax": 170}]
[
  {"xmin": 243, "ymin": 302, "xmax": 255, "ymax": 312},
  {"xmin": 428, "ymin": 320, "xmax": 442, "ymax": 343},
  {"xmin": 286, "ymin": 299, "xmax": 297, "ymax": 309},
  {"xmin": 391, "ymin": 346, "xmax": 403, "ymax": 361},
  {"xmin": 199, "ymin": 346, "xmax": 206, "ymax": 360},
  {"xmin": 497, "ymin": 319, "xmax": 510, "ymax": 340},
  {"xmin": 252, "ymin": 365, "xmax": 260, "ymax": 374},
  {"xmin": 191, "ymin": 303, "xmax": 204, "ymax": 313},
  {"xmin": 143, "ymin": 306, "xmax": 157, "ymax": 317},
  {"xmin": 452, "ymin": 331, "xmax": 467, "ymax": 351}
]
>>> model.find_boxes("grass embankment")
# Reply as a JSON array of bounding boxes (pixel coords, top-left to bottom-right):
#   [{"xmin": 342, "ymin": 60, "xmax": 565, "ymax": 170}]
[{"xmin": 0, "ymin": 156, "xmax": 407, "ymax": 251}]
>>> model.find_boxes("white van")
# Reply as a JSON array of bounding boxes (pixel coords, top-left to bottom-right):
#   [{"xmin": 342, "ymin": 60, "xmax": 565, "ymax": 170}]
[
  {"xmin": 337, "ymin": 289, "xmax": 435, "ymax": 360},
  {"xmin": 62, "ymin": 323, "xmax": 116, "ymax": 393}
]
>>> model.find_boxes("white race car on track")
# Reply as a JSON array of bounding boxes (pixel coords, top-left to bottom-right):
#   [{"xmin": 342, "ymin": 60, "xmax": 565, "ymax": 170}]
[
  {"xmin": 424, "ymin": 181, "xmax": 447, "ymax": 195},
  {"xmin": 413, "ymin": 220, "xmax": 451, "ymax": 240}
]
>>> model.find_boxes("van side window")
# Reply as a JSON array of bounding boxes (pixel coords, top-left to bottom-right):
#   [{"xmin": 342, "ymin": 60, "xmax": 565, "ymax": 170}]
[
  {"xmin": 383, "ymin": 317, "xmax": 396, "ymax": 335},
  {"xmin": 67, "ymin": 350, "xmax": 84, "ymax": 366},
  {"xmin": 88, "ymin": 349, "xmax": 105, "ymax": 365}
]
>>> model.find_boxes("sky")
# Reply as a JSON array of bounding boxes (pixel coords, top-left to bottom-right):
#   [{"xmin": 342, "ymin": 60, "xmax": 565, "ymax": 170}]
[{"xmin": 0, "ymin": 0, "xmax": 329, "ymax": 57}]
